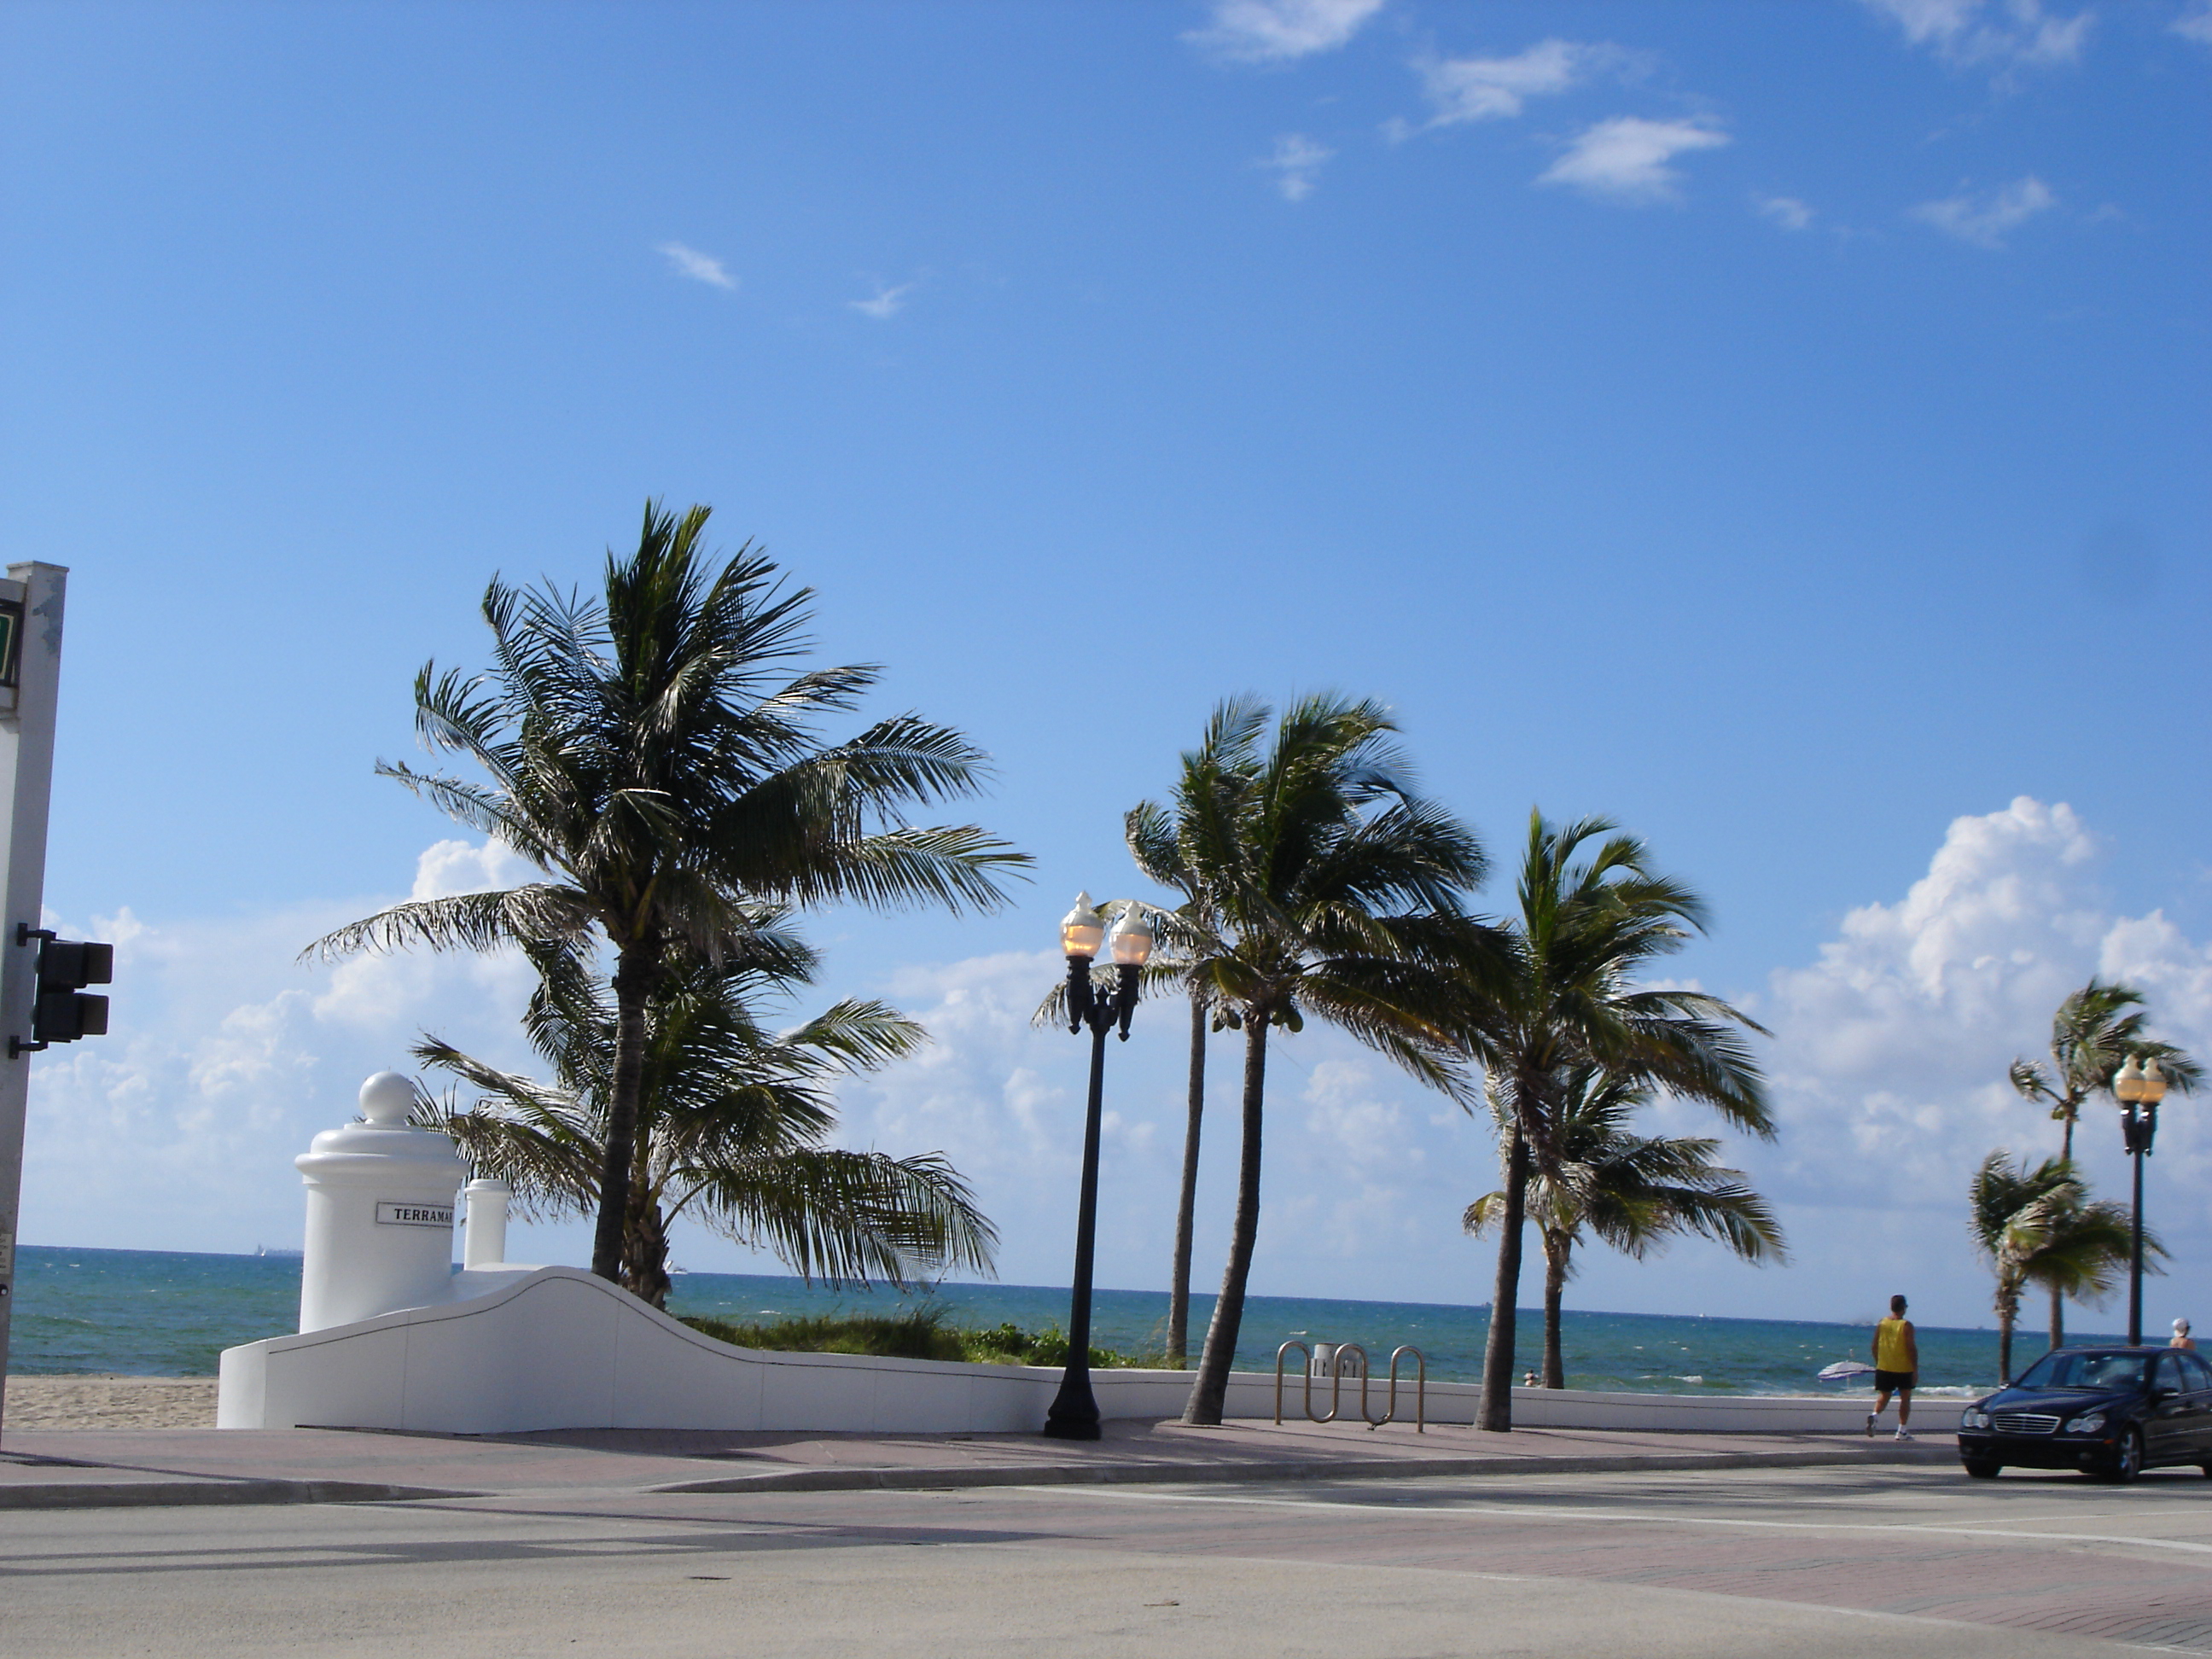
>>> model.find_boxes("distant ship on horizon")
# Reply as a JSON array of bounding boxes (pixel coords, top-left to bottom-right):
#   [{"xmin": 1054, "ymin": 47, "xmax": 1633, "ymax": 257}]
[{"xmin": 253, "ymin": 1245, "xmax": 304, "ymax": 1260}]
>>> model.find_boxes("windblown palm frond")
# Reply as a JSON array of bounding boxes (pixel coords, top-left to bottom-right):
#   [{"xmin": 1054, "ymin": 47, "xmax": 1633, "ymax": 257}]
[
  {"xmin": 2010, "ymin": 979, "xmax": 2202, "ymax": 1162},
  {"xmin": 413, "ymin": 925, "xmax": 991, "ymax": 1309},
  {"xmin": 1969, "ymin": 1150, "xmax": 2164, "ymax": 1382}
]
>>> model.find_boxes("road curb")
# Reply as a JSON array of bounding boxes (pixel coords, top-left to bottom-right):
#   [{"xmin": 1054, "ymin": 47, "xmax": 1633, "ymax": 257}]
[{"xmin": 644, "ymin": 1441, "xmax": 1959, "ymax": 1497}]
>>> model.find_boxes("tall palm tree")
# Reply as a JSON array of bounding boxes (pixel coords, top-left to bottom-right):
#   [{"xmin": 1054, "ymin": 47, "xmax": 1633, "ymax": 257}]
[
  {"xmin": 1969, "ymin": 1151, "xmax": 2146, "ymax": 1384},
  {"xmin": 1464, "ymin": 1065, "xmax": 1784, "ymax": 1388},
  {"xmin": 1140, "ymin": 694, "xmax": 1488, "ymax": 1427},
  {"xmin": 1459, "ymin": 812, "xmax": 1772, "ymax": 1432},
  {"xmin": 2009, "ymin": 980, "xmax": 2199, "ymax": 1347},
  {"xmin": 309, "ymin": 502, "xmax": 1027, "ymax": 1284},
  {"xmin": 416, "ymin": 924, "xmax": 997, "ymax": 1307},
  {"xmin": 1121, "ymin": 700, "xmax": 1254, "ymax": 1367}
]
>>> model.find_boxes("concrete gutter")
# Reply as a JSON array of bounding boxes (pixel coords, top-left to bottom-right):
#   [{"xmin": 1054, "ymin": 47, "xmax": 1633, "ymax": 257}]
[
  {"xmin": 644, "ymin": 1440, "xmax": 1958, "ymax": 1497},
  {"xmin": 1, "ymin": 1438, "xmax": 1953, "ymax": 1510}
]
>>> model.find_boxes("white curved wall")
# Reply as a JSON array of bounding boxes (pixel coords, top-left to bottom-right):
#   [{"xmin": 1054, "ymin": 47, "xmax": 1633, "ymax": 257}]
[{"xmin": 217, "ymin": 1266, "xmax": 1894, "ymax": 1437}]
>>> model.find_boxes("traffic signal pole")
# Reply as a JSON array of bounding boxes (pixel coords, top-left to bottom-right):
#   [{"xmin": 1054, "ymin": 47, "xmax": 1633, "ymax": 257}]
[{"xmin": 0, "ymin": 562, "xmax": 68, "ymax": 1437}]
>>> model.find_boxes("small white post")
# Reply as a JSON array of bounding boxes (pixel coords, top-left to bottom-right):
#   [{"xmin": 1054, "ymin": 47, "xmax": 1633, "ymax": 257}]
[{"xmin": 463, "ymin": 1179, "xmax": 510, "ymax": 1269}]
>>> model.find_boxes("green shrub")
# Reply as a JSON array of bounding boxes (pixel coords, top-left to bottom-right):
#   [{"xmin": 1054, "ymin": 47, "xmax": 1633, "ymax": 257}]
[
  {"xmin": 678, "ymin": 1308, "xmax": 1147, "ymax": 1369},
  {"xmin": 678, "ymin": 1306, "xmax": 963, "ymax": 1362}
]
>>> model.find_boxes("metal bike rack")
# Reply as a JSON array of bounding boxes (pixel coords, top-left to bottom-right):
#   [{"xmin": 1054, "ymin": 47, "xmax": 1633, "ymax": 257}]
[
  {"xmin": 1275, "ymin": 1340, "xmax": 1425, "ymax": 1432},
  {"xmin": 1381, "ymin": 1344, "xmax": 1426, "ymax": 1433}
]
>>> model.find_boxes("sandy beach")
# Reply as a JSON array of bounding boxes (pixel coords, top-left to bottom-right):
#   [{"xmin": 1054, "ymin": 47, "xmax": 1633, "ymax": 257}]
[{"xmin": 3, "ymin": 1377, "xmax": 218, "ymax": 1430}]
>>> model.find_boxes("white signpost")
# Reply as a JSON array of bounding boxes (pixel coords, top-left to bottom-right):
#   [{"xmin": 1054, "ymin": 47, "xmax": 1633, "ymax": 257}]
[{"xmin": 0, "ymin": 562, "xmax": 69, "ymax": 1435}]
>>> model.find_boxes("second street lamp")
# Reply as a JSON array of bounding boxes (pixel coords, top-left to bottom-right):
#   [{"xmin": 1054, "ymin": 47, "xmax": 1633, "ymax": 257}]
[
  {"xmin": 1043, "ymin": 892, "xmax": 1152, "ymax": 1441},
  {"xmin": 2114, "ymin": 1053, "xmax": 2168, "ymax": 1346}
]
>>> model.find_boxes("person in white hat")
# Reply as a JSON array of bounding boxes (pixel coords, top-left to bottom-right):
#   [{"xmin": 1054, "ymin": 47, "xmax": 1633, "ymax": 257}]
[{"xmin": 2171, "ymin": 1318, "xmax": 2197, "ymax": 1352}]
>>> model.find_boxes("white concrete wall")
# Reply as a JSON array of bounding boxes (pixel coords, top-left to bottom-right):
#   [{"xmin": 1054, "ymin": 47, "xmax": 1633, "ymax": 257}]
[{"xmin": 218, "ymin": 1266, "xmax": 1891, "ymax": 1437}]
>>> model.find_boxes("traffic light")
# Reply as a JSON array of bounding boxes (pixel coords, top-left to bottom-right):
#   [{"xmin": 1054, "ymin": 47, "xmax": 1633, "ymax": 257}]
[{"xmin": 10, "ymin": 926, "xmax": 111, "ymax": 1056}]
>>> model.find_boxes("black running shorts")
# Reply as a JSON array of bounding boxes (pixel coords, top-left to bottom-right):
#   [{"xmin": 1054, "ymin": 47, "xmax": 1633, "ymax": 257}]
[{"xmin": 1873, "ymin": 1369, "xmax": 1916, "ymax": 1392}]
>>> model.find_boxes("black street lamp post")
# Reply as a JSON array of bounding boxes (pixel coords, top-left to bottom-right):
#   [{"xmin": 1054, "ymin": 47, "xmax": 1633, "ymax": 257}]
[
  {"xmin": 1042, "ymin": 893, "xmax": 1152, "ymax": 1441},
  {"xmin": 2114, "ymin": 1054, "xmax": 2168, "ymax": 1347}
]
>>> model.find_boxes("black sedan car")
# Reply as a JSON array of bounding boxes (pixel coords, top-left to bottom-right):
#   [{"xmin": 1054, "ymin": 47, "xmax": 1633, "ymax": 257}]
[{"xmin": 1956, "ymin": 1346, "xmax": 2212, "ymax": 1481}]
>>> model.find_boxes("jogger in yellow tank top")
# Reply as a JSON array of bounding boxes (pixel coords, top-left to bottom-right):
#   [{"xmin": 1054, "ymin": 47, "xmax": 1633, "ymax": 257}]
[{"xmin": 1869, "ymin": 1294, "xmax": 1918, "ymax": 1439}]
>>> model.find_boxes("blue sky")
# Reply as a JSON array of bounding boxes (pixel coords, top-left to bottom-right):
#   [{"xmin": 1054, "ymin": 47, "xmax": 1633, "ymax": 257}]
[{"xmin": 3, "ymin": 1, "xmax": 2208, "ymax": 1332}]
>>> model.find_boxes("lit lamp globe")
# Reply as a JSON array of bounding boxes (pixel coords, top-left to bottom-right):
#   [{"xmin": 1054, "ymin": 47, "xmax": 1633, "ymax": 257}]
[
  {"xmin": 2116, "ymin": 1055, "xmax": 2167, "ymax": 1106},
  {"xmin": 1061, "ymin": 893, "xmax": 1106, "ymax": 961},
  {"xmin": 1108, "ymin": 907, "xmax": 1155, "ymax": 969}
]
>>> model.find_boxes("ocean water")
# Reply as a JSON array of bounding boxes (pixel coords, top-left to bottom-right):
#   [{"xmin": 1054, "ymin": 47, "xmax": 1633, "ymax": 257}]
[{"xmin": 7, "ymin": 1244, "xmax": 2079, "ymax": 1393}]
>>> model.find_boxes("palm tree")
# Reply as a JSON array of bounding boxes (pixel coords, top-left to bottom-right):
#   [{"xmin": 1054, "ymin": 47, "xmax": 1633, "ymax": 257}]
[
  {"xmin": 308, "ymin": 502, "xmax": 1027, "ymax": 1285},
  {"xmin": 1137, "ymin": 694, "xmax": 1487, "ymax": 1427},
  {"xmin": 416, "ymin": 924, "xmax": 998, "ymax": 1307},
  {"xmin": 2010, "ymin": 980, "xmax": 2199, "ymax": 1347},
  {"xmin": 1969, "ymin": 1151, "xmax": 2147, "ymax": 1384},
  {"xmin": 1459, "ymin": 812, "xmax": 1772, "ymax": 1432},
  {"xmin": 1121, "ymin": 701, "xmax": 1253, "ymax": 1368},
  {"xmin": 1464, "ymin": 1065, "xmax": 1783, "ymax": 1388}
]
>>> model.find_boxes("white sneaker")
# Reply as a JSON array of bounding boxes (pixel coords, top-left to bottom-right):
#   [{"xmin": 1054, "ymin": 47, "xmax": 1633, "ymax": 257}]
[
  {"xmin": 1866, "ymin": 1413, "xmax": 1877, "ymax": 1437},
  {"xmin": 1895, "ymin": 1428, "xmax": 1914, "ymax": 1441}
]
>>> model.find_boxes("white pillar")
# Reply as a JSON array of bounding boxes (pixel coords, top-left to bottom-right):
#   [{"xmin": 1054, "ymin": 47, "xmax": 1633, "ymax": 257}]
[
  {"xmin": 296, "ymin": 1072, "xmax": 466, "ymax": 1333},
  {"xmin": 462, "ymin": 1179, "xmax": 510, "ymax": 1269}
]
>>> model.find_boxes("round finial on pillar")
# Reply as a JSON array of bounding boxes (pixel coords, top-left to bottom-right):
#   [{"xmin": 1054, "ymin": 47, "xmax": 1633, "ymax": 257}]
[{"xmin": 358, "ymin": 1072, "xmax": 418, "ymax": 1126}]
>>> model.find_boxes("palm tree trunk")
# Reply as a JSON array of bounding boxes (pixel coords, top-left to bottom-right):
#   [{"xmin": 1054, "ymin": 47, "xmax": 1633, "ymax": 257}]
[
  {"xmin": 1167, "ymin": 988, "xmax": 1207, "ymax": 1368},
  {"xmin": 623, "ymin": 1192, "xmax": 673, "ymax": 1310},
  {"xmin": 1542, "ymin": 1229, "xmax": 1569, "ymax": 1389},
  {"xmin": 1478, "ymin": 1120, "xmax": 1531, "ymax": 1431},
  {"xmin": 592, "ymin": 939, "xmax": 660, "ymax": 1284},
  {"xmin": 1185, "ymin": 1012, "xmax": 1267, "ymax": 1426},
  {"xmin": 1998, "ymin": 1307, "xmax": 2014, "ymax": 1388},
  {"xmin": 2052, "ymin": 1120, "xmax": 2074, "ymax": 1356}
]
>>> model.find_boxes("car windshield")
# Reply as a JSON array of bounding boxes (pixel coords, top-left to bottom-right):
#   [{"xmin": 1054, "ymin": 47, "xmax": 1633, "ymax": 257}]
[{"xmin": 2012, "ymin": 1351, "xmax": 2149, "ymax": 1391}]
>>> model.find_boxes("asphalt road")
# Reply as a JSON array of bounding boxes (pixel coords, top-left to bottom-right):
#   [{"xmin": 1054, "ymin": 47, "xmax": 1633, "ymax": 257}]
[{"xmin": 9, "ymin": 1463, "xmax": 2212, "ymax": 1656}]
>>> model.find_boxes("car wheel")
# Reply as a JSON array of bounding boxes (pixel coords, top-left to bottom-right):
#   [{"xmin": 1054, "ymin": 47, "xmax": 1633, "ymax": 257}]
[
  {"xmin": 2099, "ymin": 1429, "xmax": 2144, "ymax": 1484},
  {"xmin": 1962, "ymin": 1459, "xmax": 2002, "ymax": 1479}
]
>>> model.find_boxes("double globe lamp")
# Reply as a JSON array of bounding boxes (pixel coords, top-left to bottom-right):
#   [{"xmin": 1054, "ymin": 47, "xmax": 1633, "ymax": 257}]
[
  {"xmin": 2113, "ymin": 1053, "xmax": 2169, "ymax": 1347},
  {"xmin": 1042, "ymin": 893, "xmax": 1152, "ymax": 1441}
]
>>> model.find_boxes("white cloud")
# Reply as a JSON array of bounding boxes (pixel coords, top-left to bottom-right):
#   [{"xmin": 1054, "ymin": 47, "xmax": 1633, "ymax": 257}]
[
  {"xmin": 1860, "ymin": 0, "xmax": 2093, "ymax": 73},
  {"xmin": 1186, "ymin": 0, "xmax": 1387, "ymax": 64},
  {"xmin": 410, "ymin": 838, "xmax": 535, "ymax": 901},
  {"xmin": 2175, "ymin": 2, "xmax": 2212, "ymax": 44},
  {"xmin": 655, "ymin": 242, "xmax": 737, "ymax": 290},
  {"xmin": 18, "ymin": 850, "xmax": 543, "ymax": 1256},
  {"xmin": 849, "ymin": 282, "xmax": 914, "ymax": 321},
  {"xmin": 1263, "ymin": 134, "xmax": 1334, "ymax": 201},
  {"xmin": 1537, "ymin": 116, "xmax": 1730, "ymax": 205},
  {"xmin": 1911, "ymin": 174, "xmax": 2056, "ymax": 247},
  {"xmin": 1412, "ymin": 38, "xmax": 1609, "ymax": 127},
  {"xmin": 1757, "ymin": 195, "xmax": 1815, "ymax": 231},
  {"xmin": 1749, "ymin": 799, "xmax": 2212, "ymax": 1231}
]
